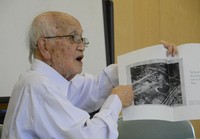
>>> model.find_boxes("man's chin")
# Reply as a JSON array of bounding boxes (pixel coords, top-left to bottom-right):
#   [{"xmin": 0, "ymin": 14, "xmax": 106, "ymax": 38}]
[{"xmin": 77, "ymin": 66, "xmax": 83, "ymax": 73}]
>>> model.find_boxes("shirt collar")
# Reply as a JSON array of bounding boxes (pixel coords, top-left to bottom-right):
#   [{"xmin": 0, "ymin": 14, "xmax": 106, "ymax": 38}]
[{"xmin": 31, "ymin": 58, "xmax": 71, "ymax": 97}]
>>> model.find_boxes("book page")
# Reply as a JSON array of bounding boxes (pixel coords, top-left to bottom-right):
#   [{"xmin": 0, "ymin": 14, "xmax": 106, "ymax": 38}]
[
  {"xmin": 173, "ymin": 43, "xmax": 200, "ymax": 121},
  {"xmin": 118, "ymin": 43, "xmax": 200, "ymax": 121}
]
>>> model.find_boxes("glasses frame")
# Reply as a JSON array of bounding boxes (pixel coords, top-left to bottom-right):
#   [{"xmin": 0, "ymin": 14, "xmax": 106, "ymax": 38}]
[{"xmin": 41, "ymin": 34, "xmax": 89, "ymax": 47}]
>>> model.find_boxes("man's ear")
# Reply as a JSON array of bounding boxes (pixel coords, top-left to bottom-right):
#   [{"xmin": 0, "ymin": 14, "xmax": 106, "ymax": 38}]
[{"xmin": 37, "ymin": 38, "xmax": 51, "ymax": 60}]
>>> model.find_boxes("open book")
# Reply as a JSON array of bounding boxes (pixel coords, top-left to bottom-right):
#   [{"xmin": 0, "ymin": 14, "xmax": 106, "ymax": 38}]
[{"xmin": 118, "ymin": 43, "xmax": 200, "ymax": 121}]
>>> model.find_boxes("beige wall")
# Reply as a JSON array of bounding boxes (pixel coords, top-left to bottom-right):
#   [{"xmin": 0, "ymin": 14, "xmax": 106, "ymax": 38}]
[
  {"xmin": 114, "ymin": 0, "xmax": 200, "ymax": 137},
  {"xmin": 114, "ymin": 0, "xmax": 200, "ymax": 58}
]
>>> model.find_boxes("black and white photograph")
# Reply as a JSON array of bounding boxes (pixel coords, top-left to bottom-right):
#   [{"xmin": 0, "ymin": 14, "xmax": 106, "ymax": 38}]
[{"xmin": 128, "ymin": 59, "xmax": 183, "ymax": 107}]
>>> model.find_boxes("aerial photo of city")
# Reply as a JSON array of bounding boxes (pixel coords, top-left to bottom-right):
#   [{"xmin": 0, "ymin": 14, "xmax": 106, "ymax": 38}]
[{"xmin": 129, "ymin": 60, "xmax": 183, "ymax": 107}]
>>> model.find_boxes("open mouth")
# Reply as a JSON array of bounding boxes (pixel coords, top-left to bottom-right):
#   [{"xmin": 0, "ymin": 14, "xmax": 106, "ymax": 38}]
[{"xmin": 76, "ymin": 55, "xmax": 84, "ymax": 62}]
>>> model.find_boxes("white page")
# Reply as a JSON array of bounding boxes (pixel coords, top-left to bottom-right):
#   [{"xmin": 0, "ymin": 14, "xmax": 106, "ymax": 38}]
[
  {"xmin": 118, "ymin": 43, "xmax": 200, "ymax": 121},
  {"xmin": 173, "ymin": 43, "xmax": 200, "ymax": 121},
  {"xmin": 178, "ymin": 44, "xmax": 200, "ymax": 104},
  {"xmin": 122, "ymin": 105, "xmax": 174, "ymax": 121}
]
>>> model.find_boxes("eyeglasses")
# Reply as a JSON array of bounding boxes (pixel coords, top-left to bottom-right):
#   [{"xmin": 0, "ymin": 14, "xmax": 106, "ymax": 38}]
[{"xmin": 42, "ymin": 34, "xmax": 89, "ymax": 47}]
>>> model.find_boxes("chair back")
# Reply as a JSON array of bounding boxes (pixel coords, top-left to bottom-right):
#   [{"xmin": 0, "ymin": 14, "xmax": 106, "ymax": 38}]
[{"xmin": 118, "ymin": 118, "xmax": 196, "ymax": 139}]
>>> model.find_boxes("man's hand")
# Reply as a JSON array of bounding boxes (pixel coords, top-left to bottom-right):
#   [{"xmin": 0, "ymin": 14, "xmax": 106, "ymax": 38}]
[
  {"xmin": 161, "ymin": 40, "xmax": 177, "ymax": 56},
  {"xmin": 111, "ymin": 85, "xmax": 134, "ymax": 107}
]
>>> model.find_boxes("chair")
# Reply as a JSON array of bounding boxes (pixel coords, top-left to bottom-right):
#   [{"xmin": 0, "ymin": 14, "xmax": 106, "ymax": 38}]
[{"xmin": 118, "ymin": 118, "xmax": 196, "ymax": 139}]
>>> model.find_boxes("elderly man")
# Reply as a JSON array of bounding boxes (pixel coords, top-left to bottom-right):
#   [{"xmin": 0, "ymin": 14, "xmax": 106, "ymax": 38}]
[{"xmin": 1, "ymin": 11, "xmax": 176, "ymax": 139}]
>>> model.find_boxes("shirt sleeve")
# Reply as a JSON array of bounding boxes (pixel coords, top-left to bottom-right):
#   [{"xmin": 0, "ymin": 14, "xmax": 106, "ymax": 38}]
[
  {"xmin": 68, "ymin": 64, "xmax": 119, "ymax": 112},
  {"xmin": 103, "ymin": 64, "xmax": 119, "ymax": 87},
  {"xmin": 26, "ymin": 85, "xmax": 122, "ymax": 139}
]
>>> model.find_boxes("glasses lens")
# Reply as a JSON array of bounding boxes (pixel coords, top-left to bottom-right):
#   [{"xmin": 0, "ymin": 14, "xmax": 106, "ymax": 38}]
[
  {"xmin": 82, "ymin": 38, "xmax": 89, "ymax": 47},
  {"xmin": 73, "ymin": 35, "xmax": 89, "ymax": 47},
  {"xmin": 72, "ymin": 35, "xmax": 81, "ymax": 43}
]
